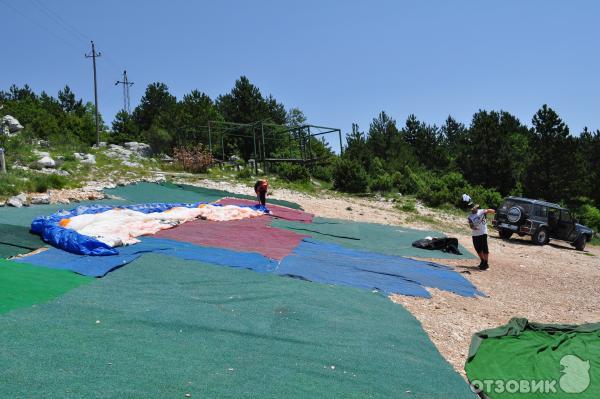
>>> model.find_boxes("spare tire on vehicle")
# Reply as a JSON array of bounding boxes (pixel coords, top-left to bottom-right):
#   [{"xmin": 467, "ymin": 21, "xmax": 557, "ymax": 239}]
[{"xmin": 507, "ymin": 206, "xmax": 526, "ymax": 224}]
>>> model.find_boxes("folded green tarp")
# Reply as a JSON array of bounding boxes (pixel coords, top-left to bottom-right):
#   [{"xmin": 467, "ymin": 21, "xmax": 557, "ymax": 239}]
[
  {"xmin": 465, "ymin": 318, "xmax": 600, "ymax": 398},
  {"xmin": 0, "ymin": 259, "xmax": 92, "ymax": 314},
  {"xmin": 0, "ymin": 254, "xmax": 472, "ymax": 398},
  {"xmin": 0, "ymin": 223, "xmax": 45, "ymax": 258},
  {"xmin": 272, "ymin": 217, "xmax": 475, "ymax": 259}
]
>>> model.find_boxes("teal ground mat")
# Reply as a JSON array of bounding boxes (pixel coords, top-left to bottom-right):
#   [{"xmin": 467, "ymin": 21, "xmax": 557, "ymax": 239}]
[
  {"xmin": 465, "ymin": 318, "xmax": 600, "ymax": 398},
  {"xmin": 0, "ymin": 223, "xmax": 45, "ymax": 258},
  {"xmin": 272, "ymin": 217, "xmax": 476, "ymax": 259},
  {"xmin": 165, "ymin": 182, "xmax": 304, "ymax": 209},
  {"xmin": 0, "ymin": 254, "xmax": 472, "ymax": 398},
  {"xmin": 105, "ymin": 182, "xmax": 304, "ymax": 209}
]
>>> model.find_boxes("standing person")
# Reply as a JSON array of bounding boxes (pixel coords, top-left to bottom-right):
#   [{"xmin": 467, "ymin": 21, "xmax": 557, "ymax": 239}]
[
  {"xmin": 254, "ymin": 179, "xmax": 269, "ymax": 207},
  {"xmin": 468, "ymin": 204, "xmax": 496, "ymax": 270}
]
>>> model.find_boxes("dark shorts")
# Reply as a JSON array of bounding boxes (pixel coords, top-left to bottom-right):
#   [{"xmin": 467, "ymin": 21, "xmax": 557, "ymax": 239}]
[
  {"xmin": 257, "ymin": 191, "xmax": 266, "ymax": 206},
  {"xmin": 472, "ymin": 234, "xmax": 489, "ymax": 254}
]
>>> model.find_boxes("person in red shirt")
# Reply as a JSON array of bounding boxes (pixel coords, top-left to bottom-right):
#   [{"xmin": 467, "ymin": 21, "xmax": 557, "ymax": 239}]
[{"xmin": 254, "ymin": 179, "xmax": 268, "ymax": 206}]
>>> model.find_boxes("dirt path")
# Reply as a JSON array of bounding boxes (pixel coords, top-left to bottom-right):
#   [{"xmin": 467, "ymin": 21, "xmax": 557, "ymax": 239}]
[{"xmin": 187, "ymin": 178, "xmax": 600, "ymax": 376}]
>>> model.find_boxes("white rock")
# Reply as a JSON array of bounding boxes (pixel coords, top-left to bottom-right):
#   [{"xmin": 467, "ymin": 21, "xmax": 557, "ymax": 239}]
[
  {"xmin": 74, "ymin": 152, "xmax": 96, "ymax": 165},
  {"xmin": 37, "ymin": 156, "xmax": 56, "ymax": 168},
  {"xmin": 1, "ymin": 115, "xmax": 24, "ymax": 134},
  {"xmin": 39, "ymin": 168, "xmax": 70, "ymax": 176},
  {"xmin": 123, "ymin": 142, "xmax": 152, "ymax": 157},
  {"xmin": 30, "ymin": 194, "xmax": 51, "ymax": 205},
  {"xmin": 33, "ymin": 150, "xmax": 50, "ymax": 158},
  {"xmin": 7, "ymin": 193, "xmax": 28, "ymax": 208},
  {"xmin": 123, "ymin": 161, "xmax": 141, "ymax": 168}
]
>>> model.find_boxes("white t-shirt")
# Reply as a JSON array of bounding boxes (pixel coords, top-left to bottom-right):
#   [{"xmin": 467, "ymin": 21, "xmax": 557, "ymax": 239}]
[{"xmin": 468, "ymin": 210, "xmax": 487, "ymax": 236}]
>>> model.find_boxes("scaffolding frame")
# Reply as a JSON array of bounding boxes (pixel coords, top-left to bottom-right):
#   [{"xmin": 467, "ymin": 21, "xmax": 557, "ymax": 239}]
[{"xmin": 205, "ymin": 120, "xmax": 343, "ymax": 174}]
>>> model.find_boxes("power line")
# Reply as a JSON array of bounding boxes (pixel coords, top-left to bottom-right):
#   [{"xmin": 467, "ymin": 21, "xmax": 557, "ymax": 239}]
[
  {"xmin": 0, "ymin": 0, "xmax": 82, "ymax": 52},
  {"xmin": 85, "ymin": 41, "xmax": 102, "ymax": 146},
  {"xmin": 30, "ymin": 0, "xmax": 89, "ymax": 43},
  {"xmin": 115, "ymin": 70, "xmax": 134, "ymax": 114}
]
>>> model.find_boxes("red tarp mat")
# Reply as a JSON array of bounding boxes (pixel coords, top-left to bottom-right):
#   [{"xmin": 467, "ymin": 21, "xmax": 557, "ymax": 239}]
[
  {"xmin": 216, "ymin": 198, "xmax": 314, "ymax": 223},
  {"xmin": 153, "ymin": 216, "xmax": 308, "ymax": 261}
]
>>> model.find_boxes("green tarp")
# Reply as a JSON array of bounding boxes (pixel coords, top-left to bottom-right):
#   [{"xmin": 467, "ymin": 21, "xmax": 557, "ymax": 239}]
[
  {"xmin": 465, "ymin": 318, "xmax": 600, "ymax": 398},
  {"xmin": 105, "ymin": 182, "xmax": 304, "ymax": 209},
  {"xmin": 272, "ymin": 217, "xmax": 475, "ymax": 259},
  {"xmin": 0, "ymin": 259, "xmax": 92, "ymax": 315},
  {"xmin": 0, "ymin": 254, "xmax": 471, "ymax": 398},
  {"xmin": 0, "ymin": 223, "xmax": 45, "ymax": 258}
]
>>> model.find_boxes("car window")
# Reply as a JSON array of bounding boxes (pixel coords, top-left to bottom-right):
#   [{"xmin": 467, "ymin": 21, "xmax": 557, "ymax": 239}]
[
  {"xmin": 560, "ymin": 210, "xmax": 572, "ymax": 223},
  {"xmin": 534, "ymin": 205, "xmax": 548, "ymax": 217}
]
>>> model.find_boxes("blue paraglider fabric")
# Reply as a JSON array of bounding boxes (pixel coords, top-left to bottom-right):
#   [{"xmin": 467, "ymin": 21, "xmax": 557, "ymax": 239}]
[
  {"xmin": 275, "ymin": 239, "xmax": 483, "ymax": 298},
  {"xmin": 30, "ymin": 202, "xmax": 268, "ymax": 256}
]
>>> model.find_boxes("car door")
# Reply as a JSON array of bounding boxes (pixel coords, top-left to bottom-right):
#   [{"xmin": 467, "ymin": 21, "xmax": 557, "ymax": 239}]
[{"xmin": 555, "ymin": 210, "xmax": 575, "ymax": 240}]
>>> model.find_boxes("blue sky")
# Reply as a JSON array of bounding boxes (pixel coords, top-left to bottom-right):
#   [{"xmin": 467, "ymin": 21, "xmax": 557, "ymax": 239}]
[{"xmin": 2, "ymin": 0, "xmax": 599, "ymax": 146}]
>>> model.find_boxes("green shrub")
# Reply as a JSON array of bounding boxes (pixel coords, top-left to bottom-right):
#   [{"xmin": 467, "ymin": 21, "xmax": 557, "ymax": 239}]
[
  {"xmin": 237, "ymin": 167, "xmax": 253, "ymax": 179},
  {"xmin": 312, "ymin": 165, "xmax": 334, "ymax": 182},
  {"xmin": 576, "ymin": 204, "xmax": 600, "ymax": 233},
  {"xmin": 276, "ymin": 163, "xmax": 310, "ymax": 183},
  {"xmin": 369, "ymin": 173, "xmax": 394, "ymax": 192},
  {"xmin": 469, "ymin": 185, "xmax": 503, "ymax": 209},
  {"xmin": 30, "ymin": 174, "xmax": 68, "ymax": 192},
  {"xmin": 333, "ymin": 159, "xmax": 368, "ymax": 193},
  {"xmin": 397, "ymin": 198, "xmax": 417, "ymax": 213}
]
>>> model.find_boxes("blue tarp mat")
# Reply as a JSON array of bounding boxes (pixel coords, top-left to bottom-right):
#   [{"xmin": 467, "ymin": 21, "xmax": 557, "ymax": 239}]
[
  {"xmin": 275, "ymin": 239, "xmax": 483, "ymax": 298},
  {"xmin": 15, "ymin": 238, "xmax": 277, "ymax": 277},
  {"xmin": 16, "ymin": 238, "xmax": 481, "ymax": 298}
]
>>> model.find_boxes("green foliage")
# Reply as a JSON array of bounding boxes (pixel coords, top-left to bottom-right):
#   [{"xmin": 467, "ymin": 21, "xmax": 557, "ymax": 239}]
[
  {"xmin": 333, "ymin": 159, "xmax": 368, "ymax": 193},
  {"xmin": 575, "ymin": 204, "xmax": 600, "ymax": 233},
  {"xmin": 397, "ymin": 198, "xmax": 417, "ymax": 213},
  {"xmin": 524, "ymin": 105, "xmax": 587, "ymax": 203},
  {"xmin": 237, "ymin": 167, "xmax": 253, "ymax": 179},
  {"xmin": 369, "ymin": 173, "xmax": 394, "ymax": 192},
  {"xmin": 275, "ymin": 163, "xmax": 310, "ymax": 183},
  {"xmin": 457, "ymin": 110, "xmax": 530, "ymax": 195},
  {"xmin": 311, "ymin": 165, "xmax": 334, "ymax": 182},
  {"xmin": 0, "ymin": 171, "xmax": 68, "ymax": 198},
  {"xmin": 145, "ymin": 125, "xmax": 172, "ymax": 154}
]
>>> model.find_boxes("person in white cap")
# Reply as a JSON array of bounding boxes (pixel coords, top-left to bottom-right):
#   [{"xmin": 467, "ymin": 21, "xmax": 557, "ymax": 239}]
[{"xmin": 468, "ymin": 204, "xmax": 496, "ymax": 270}]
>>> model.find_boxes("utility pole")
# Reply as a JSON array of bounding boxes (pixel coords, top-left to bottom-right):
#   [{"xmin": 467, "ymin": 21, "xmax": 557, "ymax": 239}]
[
  {"xmin": 115, "ymin": 70, "xmax": 134, "ymax": 114},
  {"xmin": 85, "ymin": 41, "xmax": 101, "ymax": 146}
]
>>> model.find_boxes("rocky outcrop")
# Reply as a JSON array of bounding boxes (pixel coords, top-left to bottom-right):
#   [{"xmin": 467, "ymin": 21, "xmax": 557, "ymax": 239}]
[
  {"xmin": 74, "ymin": 153, "xmax": 96, "ymax": 165},
  {"xmin": 1, "ymin": 115, "xmax": 24, "ymax": 136},
  {"xmin": 105, "ymin": 142, "xmax": 151, "ymax": 163},
  {"xmin": 6, "ymin": 193, "xmax": 28, "ymax": 208},
  {"xmin": 37, "ymin": 156, "xmax": 56, "ymax": 168},
  {"xmin": 123, "ymin": 142, "xmax": 152, "ymax": 157}
]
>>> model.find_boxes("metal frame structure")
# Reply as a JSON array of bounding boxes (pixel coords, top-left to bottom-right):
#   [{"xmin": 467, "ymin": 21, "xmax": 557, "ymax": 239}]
[{"xmin": 205, "ymin": 120, "xmax": 343, "ymax": 174}]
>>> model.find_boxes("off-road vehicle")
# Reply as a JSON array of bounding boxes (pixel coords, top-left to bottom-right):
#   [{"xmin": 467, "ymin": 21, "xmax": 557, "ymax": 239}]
[{"xmin": 492, "ymin": 197, "xmax": 594, "ymax": 251}]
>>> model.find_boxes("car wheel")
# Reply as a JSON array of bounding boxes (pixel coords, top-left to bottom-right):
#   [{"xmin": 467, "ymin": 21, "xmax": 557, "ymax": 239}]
[
  {"xmin": 533, "ymin": 228, "xmax": 549, "ymax": 245},
  {"xmin": 574, "ymin": 236, "xmax": 587, "ymax": 251},
  {"xmin": 499, "ymin": 229, "xmax": 513, "ymax": 240}
]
